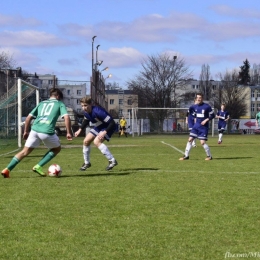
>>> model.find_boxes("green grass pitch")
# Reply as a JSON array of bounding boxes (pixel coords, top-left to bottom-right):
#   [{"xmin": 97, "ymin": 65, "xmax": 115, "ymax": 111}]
[{"xmin": 0, "ymin": 134, "xmax": 260, "ymax": 259}]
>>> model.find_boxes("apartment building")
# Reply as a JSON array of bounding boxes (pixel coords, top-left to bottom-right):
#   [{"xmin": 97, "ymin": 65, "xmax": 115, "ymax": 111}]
[{"xmin": 105, "ymin": 89, "xmax": 138, "ymax": 118}]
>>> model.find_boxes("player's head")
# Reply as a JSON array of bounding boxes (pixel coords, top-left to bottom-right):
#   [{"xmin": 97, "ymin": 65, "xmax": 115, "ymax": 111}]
[
  {"xmin": 49, "ymin": 88, "xmax": 63, "ymax": 100},
  {"xmin": 122, "ymin": 116, "xmax": 124, "ymax": 119},
  {"xmin": 221, "ymin": 104, "xmax": 225, "ymax": 110},
  {"xmin": 196, "ymin": 93, "xmax": 204, "ymax": 104},
  {"xmin": 80, "ymin": 97, "xmax": 92, "ymax": 113}
]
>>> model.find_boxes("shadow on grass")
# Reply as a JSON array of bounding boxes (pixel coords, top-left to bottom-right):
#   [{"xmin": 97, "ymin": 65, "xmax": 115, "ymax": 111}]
[
  {"xmin": 211, "ymin": 157, "xmax": 253, "ymax": 160},
  {"xmin": 61, "ymin": 168, "xmax": 159, "ymax": 178}
]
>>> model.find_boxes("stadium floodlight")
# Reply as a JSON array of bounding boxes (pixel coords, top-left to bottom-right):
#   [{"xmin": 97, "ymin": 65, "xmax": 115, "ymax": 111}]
[
  {"xmin": 101, "ymin": 67, "xmax": 109, "ymax": 72},
  {"xmin": 96, "ymin": 60, "xmax": 103, "ymax": 66}
]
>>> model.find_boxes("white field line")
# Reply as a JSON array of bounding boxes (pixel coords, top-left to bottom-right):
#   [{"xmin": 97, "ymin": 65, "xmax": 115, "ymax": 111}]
[
  {"xmin": 161, "ymin": 141, "xmax": 185, "ymax": 155},
  {"xmin": 0, "ymin": 148, "xmax": 21, "ymax": 157}
]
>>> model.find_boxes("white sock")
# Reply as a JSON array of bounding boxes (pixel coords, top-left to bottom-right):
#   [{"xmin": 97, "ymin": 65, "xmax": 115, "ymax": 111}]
[
  {"xmin": 83, "ymin": 145, "xmax": 91, "ymax": 164},
  {"xmin": 219, "ymin": 133, "xmax": 223, "ymax": 141},
  {"xmin": 203, "ymin": 143, "xmax": 211, "ymax": 157},
  {"xmin": 184, "ymin": 141, "xmax": 192, "ymax": 157},
  {"xmin": 192, "ymin": 140, "xmax": 196, "ymax": 146},
  {"xmin": 98, "ymin": 143, "xmax": 113, "ymax": 160}
]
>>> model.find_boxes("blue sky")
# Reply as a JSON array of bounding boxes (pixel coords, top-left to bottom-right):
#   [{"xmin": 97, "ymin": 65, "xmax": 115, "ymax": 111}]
[{"xmin": 1, "ymin": 0, "xmax": 260, "ymax": 89}]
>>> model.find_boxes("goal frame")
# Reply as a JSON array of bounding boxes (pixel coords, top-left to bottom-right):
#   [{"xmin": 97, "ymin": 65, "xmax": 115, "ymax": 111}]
[
  {"xmin": 17, "ymin": 78, "xmax": 40, "ymax": 147},
  {"xmin": 131, "ymin": 107, "xmax": 215, "ymax": 137}
]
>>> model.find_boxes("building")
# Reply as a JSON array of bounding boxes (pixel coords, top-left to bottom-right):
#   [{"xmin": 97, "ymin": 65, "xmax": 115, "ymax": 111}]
[
  {"xmin": 27, "ymin": 74, "xmax": 90, "ymax": 113},
  {"xmin": 105, "ymin": 89, "xmax": 138, "ymax": 118}
]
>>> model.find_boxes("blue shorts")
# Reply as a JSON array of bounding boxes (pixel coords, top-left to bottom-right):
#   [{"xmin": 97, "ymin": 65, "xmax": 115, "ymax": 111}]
[
  {"xmin": 218, "ymin": 121, "xmax": 227, "ymax": 131},
  {"xmin": 190, "ymin": 124, "xmax": 209, "ymax": 140},
  {"xmin": 90, "ymin": 124, "xmax": 116, "ymax": 141}
]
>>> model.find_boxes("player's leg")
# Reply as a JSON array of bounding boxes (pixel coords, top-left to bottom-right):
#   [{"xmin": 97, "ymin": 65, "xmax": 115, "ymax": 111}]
[
  {"xmin": 199, "ymin": 129, "xmax": 212, "ymax": 160},
  {"xmin": 33, "ymin": 133, "xmax": 62, "ymax": 176},
  {"xmin": 93, "ymin": 127, "xmax": 118, "ymax": 170},
  {"xmin": 179, "ymin": 132, "xmax": 197, "ymax": 161},
  {"xmin": 80, "ymin": 132, "xmax": 95, "ymax": 171},
  {"xmin": 1, "ymin": 130, "xmax": 39, "ymax": 178}
]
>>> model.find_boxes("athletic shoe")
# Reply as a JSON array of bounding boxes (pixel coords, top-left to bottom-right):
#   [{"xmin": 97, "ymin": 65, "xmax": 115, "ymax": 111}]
[
  {"xmin": 79, "ymin": 163, "xmax": 91, "ymax": 171},
  {"xmin": 218, "ymin": 140, "xmax": 222, "ymax": 144},
  {"xmin": 179, "ymin": 156, "xmax": 189, "ymax": 160},
  {"xmin": 1, "ymin": 168, "xmax": 10, "ymax": 178},
  {"xmin": 192, "ymin": 144, "xmax": 197, "ymax": 147},
  {"xmin": 205, "ymin": 156, "xmax": 213, "ymax": 160},
  {"xmin": 106, "ymin": 159, "xmax": 118, "ymax": 171},
  {"xmin": 32, "ymin": 165, "xmax": 46, "ymax": 177}
]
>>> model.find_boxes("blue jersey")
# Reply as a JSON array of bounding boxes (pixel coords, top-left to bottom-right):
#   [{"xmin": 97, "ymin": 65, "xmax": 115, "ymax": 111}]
[
  {"xmin": 217, "ymin": 110, "xmax": 229, "ymax": 122},
  {"xmin": 194, "ymin": 102, "xmax": 215, "ymax": 128},
  {"xmin": 83, "ymin": 105, "xmax": 116, "ymax": 140},
  {"xmin": 190, "ymin": 102, "xmax": 214, "ymax": 140},
  {"xmin": 217, "ymin": 110, "xmax": 229, "ymax": 130}
]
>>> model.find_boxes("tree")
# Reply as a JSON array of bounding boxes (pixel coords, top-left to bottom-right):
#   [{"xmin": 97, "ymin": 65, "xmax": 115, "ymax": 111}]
[
  {"xmin": 0, "ymin": 51, "xmax": 16, "ymax": 96},
  {"xmin": 199, "ymin": 64, "xmax": 213, "ymax": 100},
  {"xmin": 126, "ymin": 53, "xmax": 192, "ymax": 132},
  {"xmin": 239, "ymin": 59, "xmax": 250, "ymax": 85},
  {"xmin": 215, "ymin": 70, "xmax": 248, "ymax": 119},
  {"xmin": 250, "ymin": 63, "xmax": 260, "ymax": 85},
  {"xmin": 127, "ymin": 53, "xmax": 192, "ymax": 108}
]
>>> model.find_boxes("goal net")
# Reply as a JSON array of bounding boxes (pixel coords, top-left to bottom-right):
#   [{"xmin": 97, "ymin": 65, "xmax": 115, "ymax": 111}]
[
  {"xmin": 0, "ymin": 78, "xmax": 39, "ymax": 154},
  {"xmin": 131, "ymin": 107, "xmax": 215, "ymax": 137}
]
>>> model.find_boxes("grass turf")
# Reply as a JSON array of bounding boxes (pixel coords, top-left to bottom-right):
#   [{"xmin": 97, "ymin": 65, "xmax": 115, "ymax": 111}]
[{"xmin": 0, "ymin": 134, "xmax": 260, "ymax": 259}]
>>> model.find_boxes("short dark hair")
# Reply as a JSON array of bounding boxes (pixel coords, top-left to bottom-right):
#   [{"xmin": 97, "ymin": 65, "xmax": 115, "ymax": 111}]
[{"xmin": 49, "ymin": 88, "xmax": 63, "ymax": 99}]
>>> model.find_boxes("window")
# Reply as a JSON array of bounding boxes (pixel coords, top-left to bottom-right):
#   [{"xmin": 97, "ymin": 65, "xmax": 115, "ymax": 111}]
[
  {"xmin": 192, "ymin": 85, "xmax": 199, "ymax": 89},
  {"xmin": 257, "ymin": 92, "xmax": 260, "ymax": 98},
  {"xmin": 212, "ymin": 85, "xmax": 216, "ymax": 90},
  {"xmin": 67, "ymin": 90, "xmax": 70, "ymax": 95},
  {"xmin": 77, "ymin": 99, "xmax": 81, "ymax": 104},
  {"xmin": 251, "ymin": 103, "xmax": 255, "ymax": 112},
  {"xmin": 127, "ymin": 109, "xmax": 131, "ymax": 114},
  {"xmin": 110, "ymin": 99, "xmax": 114, "ymax": 105},
  {"xmin": 77, "ymin": 90, "xmax": 81, "ymax": 95},
  {"xmin": 48, "ymin": 80, "xmax": 53, "ymax": 85},
  {"xmin": 119, "ymin": 99, "xmax": 123, "ymax": 105},
  {"xmin": 251, "ymin": 92, "xmax": 255, "ymax": 98},
  {"xmin": 127, "ymin": 99, "xmax": 132, "ymax": 105},
  {"xmin": 119, "ymin": 109, "xmax": 123, "ymax": 115}
]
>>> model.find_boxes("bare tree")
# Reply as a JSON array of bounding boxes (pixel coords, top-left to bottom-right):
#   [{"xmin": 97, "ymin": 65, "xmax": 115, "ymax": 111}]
[
  {"xmin": 215, "ymin": 70, "xmax": 248, "ymax": 119},
  {"xmin": 0, "ymin": 51, "xmax": 16, "ymax": 96},
  {"xmin": 199, "ymin": 64, "xmax": 213, "ymax": 100},
  {"xmin": 126, "ymin": 53, "xmax": 192, "ymax": 132},
  {"xmin": 127, "ymin": 53, "xmax": 192, "ymax": 108},
  {"xmin": 250, "ymin": 63, "xmax": 260, "ymax": 85}
]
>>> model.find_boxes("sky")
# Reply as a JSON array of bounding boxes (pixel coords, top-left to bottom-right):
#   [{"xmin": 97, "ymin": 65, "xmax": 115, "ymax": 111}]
[{"xmin": 1, "ymin": 0, "xmax": 260, "ymax": 89}]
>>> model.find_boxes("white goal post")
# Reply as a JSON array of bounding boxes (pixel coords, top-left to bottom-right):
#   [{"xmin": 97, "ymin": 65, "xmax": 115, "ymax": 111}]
[
  {"xmin": 131, "ymin": 107, "xmax": 215, "ymax": 137},
  {"xmin": 17, "ymin": 79, "xmax": 40, "ymax": 147}
]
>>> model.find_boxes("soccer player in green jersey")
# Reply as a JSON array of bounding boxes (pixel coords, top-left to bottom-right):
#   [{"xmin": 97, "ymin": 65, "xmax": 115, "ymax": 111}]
[
  {"xmin": 1, "ymin": 88, "xmax": 73, "ymax": 178},
  {"xmin": 255, "ymin": 107, "xmax": 260, "ymax": 128}
]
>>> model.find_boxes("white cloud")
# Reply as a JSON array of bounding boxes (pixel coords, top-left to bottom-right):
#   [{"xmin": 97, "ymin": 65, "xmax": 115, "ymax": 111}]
[
  {"xmin": 0, "ymin": 14, "xmax": 43, "ymax": 27},
  {"xmin": 0, "ymin": 30, "xmax": 75, "ymax": 47}
]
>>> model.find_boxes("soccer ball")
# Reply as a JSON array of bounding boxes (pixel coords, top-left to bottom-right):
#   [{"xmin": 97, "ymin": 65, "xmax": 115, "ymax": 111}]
[{"xmin": 48, "ymin": 164, "xmax": 62, "ymax": 177}]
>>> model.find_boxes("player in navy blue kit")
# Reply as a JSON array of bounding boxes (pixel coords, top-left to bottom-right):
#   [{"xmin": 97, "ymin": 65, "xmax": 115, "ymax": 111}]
[
  {"xmin": 74, "ymin": 97, "xmax": 118, "ymax": 171},
  {"xmin": 179, "ymin": 93, "xmax": 215, "ymax": 161},
  {"xmin": 216, "ymin": 104, "xmax": 229, "ymax": 144},
  {"xmin": 186, "ymin": 99, "xmax": 198, "ymax": 147}
]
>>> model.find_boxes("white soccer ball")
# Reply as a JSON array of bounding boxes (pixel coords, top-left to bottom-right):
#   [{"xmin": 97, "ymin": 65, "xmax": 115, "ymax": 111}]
[{"xmin": 48, "ymin": 164, "xmax": 62, "ymax": 177}]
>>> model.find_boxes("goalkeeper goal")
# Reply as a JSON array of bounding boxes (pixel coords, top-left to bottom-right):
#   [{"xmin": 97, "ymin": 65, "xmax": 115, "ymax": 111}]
[
  {"xmin": 0, "ymin": 78, "xmax": 39, "ymax": 153},
  {"xmin": 131, "ymin": 107, "xmax": 215, "ymax": 137}
]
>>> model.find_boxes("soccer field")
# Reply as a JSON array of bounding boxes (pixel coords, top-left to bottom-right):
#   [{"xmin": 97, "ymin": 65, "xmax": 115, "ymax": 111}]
[{"xmin": 0, "ymin": 134, "xmax": 259, "ymax": 259}]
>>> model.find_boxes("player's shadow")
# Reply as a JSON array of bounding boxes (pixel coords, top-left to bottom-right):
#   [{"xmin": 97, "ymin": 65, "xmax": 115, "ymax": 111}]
[
  {"xmin": 62, "ymin": 168, "xmax": 159, "ymax": 178},
  {"xmin": 212, "ymin": 157, "xmax": 253, "ymax": 160}
]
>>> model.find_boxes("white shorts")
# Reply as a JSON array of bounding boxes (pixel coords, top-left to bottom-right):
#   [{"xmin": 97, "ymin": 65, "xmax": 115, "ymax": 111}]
[{"xmin": 25, "ymin": 130, "xmax": 60, "ymax": 149}]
